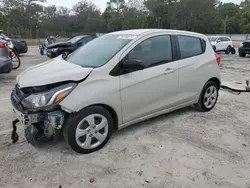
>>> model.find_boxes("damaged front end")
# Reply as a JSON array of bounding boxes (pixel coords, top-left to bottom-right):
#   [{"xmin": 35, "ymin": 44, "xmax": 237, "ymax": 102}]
[{"xmin": 11, "ymin": 82, "xmax": 77, "ymax": 145}]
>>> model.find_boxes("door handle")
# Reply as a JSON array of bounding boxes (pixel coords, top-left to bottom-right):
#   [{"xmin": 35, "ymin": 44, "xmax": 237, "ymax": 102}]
[{"xmin": 164, "ymin": 68, "xmax": 175, "ymax": 74}]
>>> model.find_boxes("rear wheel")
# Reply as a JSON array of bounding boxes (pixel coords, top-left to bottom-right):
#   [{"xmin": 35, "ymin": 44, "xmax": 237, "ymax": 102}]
[
  {"xmin": 196, "ymin": 81, "xmax": 219, "ymax": 112},
  {"xmin": 9, "ymin": 48, "xmax": 21, "ymax": 69},
  {"xmin": 231, "ymin": 47, "xmax": 236, "ymax": 55},
  {"xmin": 63, "ymin": 106, "xmax": 113, "ymax": 154}
]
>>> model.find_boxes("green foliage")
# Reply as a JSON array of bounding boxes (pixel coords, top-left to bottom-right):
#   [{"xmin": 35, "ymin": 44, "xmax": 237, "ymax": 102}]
[{"xmin": 0, "ymin": 0, "xmax": 249, "ymax": 38}]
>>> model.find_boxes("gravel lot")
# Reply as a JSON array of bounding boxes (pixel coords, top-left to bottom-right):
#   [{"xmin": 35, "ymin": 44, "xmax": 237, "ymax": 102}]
[{"xmin": 0, "ymin": 48, "xmax": 250, "ymax": 188}]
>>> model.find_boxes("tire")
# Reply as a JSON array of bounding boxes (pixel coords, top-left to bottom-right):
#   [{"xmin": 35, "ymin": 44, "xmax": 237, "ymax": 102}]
[
  {"xmin": 63, "ymin": 106, "xmax": 114, "ymax": 154},
  {"xmin": 195, "ymin": 81, "xmax": 219, "ymax": 112},
  {"xmin": 239, "ymin": 51, "xmax": 246, "ymax": 57},
  {"xmin": 9, "ymin": 48, "xmax": 21, "ymax": 69},
  {"xmin": 225, "ymin": 46, "xmax": 230, "ymax": 54},
  {"xmin": 40, "ymin": 49, "xmax": 44, "ymax": 55},
  {"xmin": 231, "ymin": 47, "xmax": 236, "ymax": 55},
  {"xmin": 213, "ymin": 45, "xmax": 216, "ymax": 52},
  {"xmin": 61, "ymin": 51, "xmax": 70, "ymax": 59}
]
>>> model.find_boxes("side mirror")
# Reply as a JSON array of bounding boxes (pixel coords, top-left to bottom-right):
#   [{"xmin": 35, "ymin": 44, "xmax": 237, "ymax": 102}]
[
  {"xmin": 122, "ymin": 59, "xmax": 145, "ymax": 73},
  {"xmin": 217, "ymin": 40, "xmax": 221, "ymax": 43}
]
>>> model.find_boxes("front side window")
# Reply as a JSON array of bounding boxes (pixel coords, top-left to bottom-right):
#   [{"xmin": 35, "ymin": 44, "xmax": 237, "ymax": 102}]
[
  {"xmin": 218, "ymin": 37, "xmax": 224, "ymax": 42},
  {"xmin": 177, "ymin": 35, "xmax": 203, "ymax": 59},
  {"xmin": 127, "ymin": 35, "xmax": 173, "ymax": 68},
  {"xmin": 67, "ymin": 35, "xmax": 133, "ymax": 68}
]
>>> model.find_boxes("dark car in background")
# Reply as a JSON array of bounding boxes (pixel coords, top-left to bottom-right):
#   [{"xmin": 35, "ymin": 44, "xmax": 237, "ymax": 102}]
[
  {"xmin": 12, "ymin": 40, "xmax": 28, "ymax": 55},
  {"xmin": 0, "ymin": 31, "xmax": 28, "ymax": 56},
  {"xmin": 46, "ymin": 35, "xmax": 97, "ymax": 59},
  {"xmin": 239, "ymin": 39, "xmax": 250, "ymax": 57},
  {"xmin": 0, "ymin": 39, "xmax": 12, "ymax": 74}
]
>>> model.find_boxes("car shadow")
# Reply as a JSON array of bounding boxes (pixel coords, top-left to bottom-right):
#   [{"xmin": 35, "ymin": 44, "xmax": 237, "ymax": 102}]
[{"xmin": 113, "ymin": 106, "xmax": 196, "ymax": 137}]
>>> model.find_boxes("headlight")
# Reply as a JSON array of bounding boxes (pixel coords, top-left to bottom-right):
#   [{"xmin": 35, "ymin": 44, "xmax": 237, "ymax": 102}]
[
  {"xmin": 22, "ymin": 83, "xmax": 77, "ymax": 110},
  {"xmin": 52, "ymin": 48, "xmax": 58, "ymax": 52}
]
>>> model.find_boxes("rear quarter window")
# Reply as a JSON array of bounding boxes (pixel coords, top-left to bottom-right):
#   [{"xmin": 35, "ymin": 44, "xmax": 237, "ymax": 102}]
[{"xmin": 177, "ymin": 35, "xmax": 205, "ymax": 59}]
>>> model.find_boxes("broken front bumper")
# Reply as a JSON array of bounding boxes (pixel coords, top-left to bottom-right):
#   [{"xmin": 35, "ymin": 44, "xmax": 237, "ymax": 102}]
[{"xmin": 10, "ymin": 85, "xmax": 65, "ymax": 144}]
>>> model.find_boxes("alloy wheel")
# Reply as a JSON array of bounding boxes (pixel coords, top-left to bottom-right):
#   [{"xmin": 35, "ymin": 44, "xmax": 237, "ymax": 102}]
[
  {"xmin": 75, "ymin": 114, "xmax": 109, "ymax": 149},
  {"xmin": 203, "ymin": 86, "xmax": 218, "ymax": 109}
]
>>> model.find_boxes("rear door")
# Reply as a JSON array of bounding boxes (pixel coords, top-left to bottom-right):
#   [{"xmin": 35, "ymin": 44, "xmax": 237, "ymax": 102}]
[
  {"xmin": 119, "ymin": 34, "xmax": 179, "ymax": 123},
  {"xmin": 176, "ymin": 35, "xmax": 206, "ymax": 103}
]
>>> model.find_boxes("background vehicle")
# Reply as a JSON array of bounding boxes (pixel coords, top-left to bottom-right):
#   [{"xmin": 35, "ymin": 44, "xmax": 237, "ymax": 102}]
[
  {"xmin": 238, "ymin": 39, "xmax": 250, "ymax": 57},
  {"xmin": 39, "ymin": 36, "xmax": 57, "ymax": 55},
  {"xmin": 0, "ymin": 33, "xmax": 21, "ymax": 69},
  {"xmin": 0, "ymin": 30, "xmax": 28, "ymax": 56},
  {"xmin": 11, "ymin": 29, "xmax": 221, "ymax": 154},
  {"xmin": 46, "ymin": 35, "xmax": 97, "ymax": 59},
  {"xmin": 0, "ymin": 39, "xmax": 12, "ymax": 73},
  {"xmin": 11, "ymin": 40, "xmax": 28, "ymax": 55},
  {"xmin": 208, "ymin": 36, "xmax": 233, "ymax": 54}
]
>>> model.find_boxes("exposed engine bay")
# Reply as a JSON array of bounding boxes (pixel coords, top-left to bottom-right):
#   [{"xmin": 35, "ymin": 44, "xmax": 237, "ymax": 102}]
[{"xmin": 11, "ymin": 82, "xmax": 72, "ymax": 145}]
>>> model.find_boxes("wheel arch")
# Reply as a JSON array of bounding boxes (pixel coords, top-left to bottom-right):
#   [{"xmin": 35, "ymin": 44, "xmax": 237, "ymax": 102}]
[
  {"xmin": 208, "ymin": 77, "xmax": 221, "ymax": 89},
  {"xmin": 88, "ymin": 103, "xmax": 119, "ymax": 131}
]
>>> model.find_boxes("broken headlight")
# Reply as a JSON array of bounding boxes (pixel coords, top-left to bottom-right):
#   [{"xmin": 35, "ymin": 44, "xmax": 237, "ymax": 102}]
[{"xmin": 22, "ymin": 83, "xmax": 77, "ymax": 110}]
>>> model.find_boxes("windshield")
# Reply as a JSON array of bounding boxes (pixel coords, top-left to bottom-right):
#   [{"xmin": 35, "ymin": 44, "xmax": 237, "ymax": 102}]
[
  {"xmin": 68, "ymin": 36, "xmax": 84, "ymax": 44},
  {"xmin": 208, "ymin": 36, "xmax": 217, "ymax": 42},
  {"xmin": 67, "ymin": 35, "xmax": 134, "ymax": 68}
]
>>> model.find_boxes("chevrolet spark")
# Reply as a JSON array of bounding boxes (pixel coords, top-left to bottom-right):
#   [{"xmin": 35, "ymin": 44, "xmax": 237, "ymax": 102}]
[{"xmin": 11, "ymin": 29, "xmax": 221, "ymax": 154}]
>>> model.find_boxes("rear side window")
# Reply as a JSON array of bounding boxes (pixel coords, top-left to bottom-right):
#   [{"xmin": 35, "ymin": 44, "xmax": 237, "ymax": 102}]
[{"xmin": 177, "ymin": 35, "xmax": 203, "ymax": 59}]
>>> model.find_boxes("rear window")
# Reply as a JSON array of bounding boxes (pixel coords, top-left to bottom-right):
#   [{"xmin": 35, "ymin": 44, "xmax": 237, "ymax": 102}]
[{"xmin": 177, "ymin": 35, "xmax": 204, "ymax": 59}]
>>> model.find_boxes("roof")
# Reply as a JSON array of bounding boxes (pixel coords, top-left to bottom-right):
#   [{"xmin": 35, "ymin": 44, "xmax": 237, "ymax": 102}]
[{"xmin": 107, "ymin": 29, "xmax": 207, "ymax": 38}]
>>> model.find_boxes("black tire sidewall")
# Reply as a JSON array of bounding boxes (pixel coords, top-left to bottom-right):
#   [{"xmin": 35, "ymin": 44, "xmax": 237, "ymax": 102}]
[
  {"xmin": 225, "ymin": 46, "xmax": 230, "ymax": 54},
  {"xmin": 213, "ymin": 46, "xmax": 216, "ymax": 52},
  {"xmin": 197, "ymin": 81, "xmax": 219, "ymax": 112},
  {"xmin": 63, "ymin": 106, "xmax": 114, "ymax": 154},
  {"xmin": 61, "ymin": 51, "xmax": 69, "ymax": 59},
  {"xmin": 239, "ymin": 51, "xmax": 246, "ymax": 57}
]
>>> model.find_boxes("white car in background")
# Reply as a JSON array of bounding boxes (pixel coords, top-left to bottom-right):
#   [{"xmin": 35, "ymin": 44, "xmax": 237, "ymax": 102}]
[{"xmin": 208, "ymin": 36, "xmax": 233, "ymax": 54}]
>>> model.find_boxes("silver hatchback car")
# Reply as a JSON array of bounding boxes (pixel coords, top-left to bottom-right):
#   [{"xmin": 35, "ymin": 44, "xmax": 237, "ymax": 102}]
[
  {"xmin": 12, "ymin": 29, "xmax": 221, "ymax": 154},
  {"xmin": 0, "ymin": 39, "xmax": 12, "ymax": 73}
]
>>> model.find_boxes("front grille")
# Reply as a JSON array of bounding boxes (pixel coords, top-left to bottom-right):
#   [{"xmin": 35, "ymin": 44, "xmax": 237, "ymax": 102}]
[
  {"xmin": 243, "ymin": 42, "xmax": 250, "ymax": 48},
  {"xmin": 11, "ymin": 84, "xmax": 26, "ymax": 112}
]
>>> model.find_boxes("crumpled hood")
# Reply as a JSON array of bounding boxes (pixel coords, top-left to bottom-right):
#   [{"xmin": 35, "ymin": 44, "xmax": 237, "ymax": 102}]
[{"xmin": 17, "ymin": 57, "xmax": 93, "ymax": 88}]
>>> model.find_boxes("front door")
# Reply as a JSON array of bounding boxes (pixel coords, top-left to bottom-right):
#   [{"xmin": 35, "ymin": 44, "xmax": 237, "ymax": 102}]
[
  {"xmin": 216, "ymin": 37, "xmax": 224, "ymax": 51},
  {"xmin": 120, "ymin": 35, "xmax": 179, "ymax": 123}
]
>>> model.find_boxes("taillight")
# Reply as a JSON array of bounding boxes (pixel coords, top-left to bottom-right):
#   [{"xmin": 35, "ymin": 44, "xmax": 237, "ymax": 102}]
[
  {"xmin": 215, "ymin": 53, "xmax": 221, "ymax": 65},
  {"xmin": 0, "ymin": 41, "xmax": 6, "ymax": 48}
]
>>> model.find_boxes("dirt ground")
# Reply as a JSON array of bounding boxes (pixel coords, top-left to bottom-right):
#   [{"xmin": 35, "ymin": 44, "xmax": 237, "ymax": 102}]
[{"xmin": 0, "ymin": 48, "xmax": 250, "ymax": 188}]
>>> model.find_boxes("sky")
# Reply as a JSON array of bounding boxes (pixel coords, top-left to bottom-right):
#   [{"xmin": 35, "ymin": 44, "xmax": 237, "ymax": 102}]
[{"xmin": 44, "ymin": 0, "xmax": 243, "ymax": 12}]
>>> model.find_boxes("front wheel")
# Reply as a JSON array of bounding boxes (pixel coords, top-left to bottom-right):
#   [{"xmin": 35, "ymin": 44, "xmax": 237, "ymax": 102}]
[
  {"xmin": 196, "ymin": 81, "xmax": 219, "ymax": 112},
  {"xmin": 239, "ymin": 51, "xmax": 246, "ymax": 57},
  {"xmin": 225, "ymin": 46, "xmax": 231, "ymax": 54},
  {"xmin": 61, "ymin": 51, "xmax": 70, "ymax": 59},
  {"xmin": 9, "ymin": 48, "xmax": 21, "ymax": 69},
  {"xmin": 63, "ymin": 106, "xmax": 114, "ymax": 154},
  {"xmin": 213, "ymin": 45, "xmax": 216, "ymax": 52}
]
